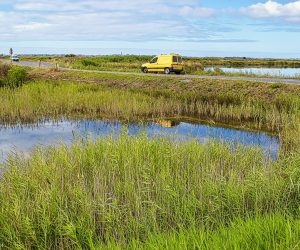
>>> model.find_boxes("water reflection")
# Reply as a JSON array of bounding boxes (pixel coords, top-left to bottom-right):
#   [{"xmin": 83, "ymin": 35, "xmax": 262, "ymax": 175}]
[
  {"xmin": 0, "ymin": 119, "xmax": 280, "ymax": 162},
  {"xmin": 155, "ymin": 120, "xmax": 180, "ymax": 128}
]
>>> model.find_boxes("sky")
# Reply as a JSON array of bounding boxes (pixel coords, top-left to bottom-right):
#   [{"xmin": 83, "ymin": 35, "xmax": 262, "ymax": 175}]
[{"xmin": 0, "ymin": 0, "xmax": 300, "ymax": 58}]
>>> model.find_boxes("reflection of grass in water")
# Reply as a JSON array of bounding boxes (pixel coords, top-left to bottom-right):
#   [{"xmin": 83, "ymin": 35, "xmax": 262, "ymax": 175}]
[
  {"xmin": 0, "ymin": 73, "xmax": 299, "ymax": 152},
  {"xmin": 0, "ymin": 134, "xmax": 300, "ymax": 248},
  {"xmin": 0, "ymin": 118, "xmax": 279, "ymax": 164}
]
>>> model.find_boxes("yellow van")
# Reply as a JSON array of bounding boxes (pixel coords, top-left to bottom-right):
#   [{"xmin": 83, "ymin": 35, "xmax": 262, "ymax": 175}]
[{"xmin": 141, "ymin": 54, "xmax": 184, "ymax": 74}]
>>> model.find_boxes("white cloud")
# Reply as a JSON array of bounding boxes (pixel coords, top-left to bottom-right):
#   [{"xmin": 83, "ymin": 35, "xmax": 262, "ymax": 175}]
[
  {"xmin": 0, "ymin": 10, "xmax": 191, "ymax": 41},
  {"xmin": 14, "ymin": 0, "xmax": 195, "ymax": 13},
  {"xmin": 14, "ymin": 22, "xmax": 52, "ymax": 32},
  {"xmin": 179, "ymin": 6, "xmax": 216, "ymax": 18},
  {"xmin": 15, "ymin": 2, "xmax": 59, "ymax": 11},
  {"xmin": 0, "ymin": 0, "xmax": 255, "ymax": 45},
  {"xmin": 0, "ymin": 0, "xmax": 219, "ymax": 41},
  {"xmin": 241, "ymin": 0, "xmax": 300, "ymax": 22}
]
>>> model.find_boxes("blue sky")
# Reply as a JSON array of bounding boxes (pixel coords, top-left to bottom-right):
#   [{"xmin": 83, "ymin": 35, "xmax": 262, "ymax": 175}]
[{"xmin": 1, "ymin": 0, "xmax": 300, "ymax": 58}]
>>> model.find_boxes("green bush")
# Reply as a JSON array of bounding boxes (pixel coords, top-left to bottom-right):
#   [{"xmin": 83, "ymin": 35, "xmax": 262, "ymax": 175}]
[
  {"xmin": 6, "ymin": 67, "xmax": 27, "ymax": 88},
  {"xmin": 270, "ymin": 83, "xmax": 283, "ymax": 89},
  {"xmin": 81, "ymin": 59, "xmax": 98, "ymax": 67},
  {"xmin": 213, "ymin": 66, "xmax": 225, "ymax": 75}
]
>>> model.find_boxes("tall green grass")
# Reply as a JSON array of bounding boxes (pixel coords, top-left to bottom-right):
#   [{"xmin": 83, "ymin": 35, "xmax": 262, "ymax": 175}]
[
  {"xmin": 0, "ymin": 79, "xmax": 299, "ymax": 131},
  {"xmin": 116, "ymin": 214, "xmax": 300, "ymax": 249},
  {"xmin": 1, "ymin": 135, "xmax": 300, "ymax": 249}
]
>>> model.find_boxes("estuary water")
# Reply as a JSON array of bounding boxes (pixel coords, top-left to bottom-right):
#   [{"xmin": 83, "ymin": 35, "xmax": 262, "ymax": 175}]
[{"xmin": 205, "ymin": 67, "xmax": 300, "ymax": 77}]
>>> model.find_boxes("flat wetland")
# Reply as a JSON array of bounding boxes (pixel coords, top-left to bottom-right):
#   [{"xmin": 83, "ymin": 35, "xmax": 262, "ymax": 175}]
[
  {"xmin": 18, "ymin": 55, "xmax": 300, "ymax": 78},
  {"xmin": 0, "ymin": 61, "xmax": 300, "ymax": 249}
]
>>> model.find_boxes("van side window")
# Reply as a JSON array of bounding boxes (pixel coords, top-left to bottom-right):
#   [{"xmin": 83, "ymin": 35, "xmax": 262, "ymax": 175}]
[
  {"xmin": 178, "ymin": 57, "xmax": 182, "ymax": 63},
  {"xmin": 173, "ymin": 56, "xmax": 178, "ymax": 63},
  {"xmin": 150, "ymin": 57, "xmax": 158, "ymax": 63}
]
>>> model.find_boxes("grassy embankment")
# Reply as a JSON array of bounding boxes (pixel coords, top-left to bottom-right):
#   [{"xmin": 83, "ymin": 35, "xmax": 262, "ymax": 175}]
[
  {"xmin": 0, "ymin": 65, "xmax": 300, "ymax": 248},
  {"xmin": 19, "ymin": 55, "xmax": 300, "ymax": 78}
]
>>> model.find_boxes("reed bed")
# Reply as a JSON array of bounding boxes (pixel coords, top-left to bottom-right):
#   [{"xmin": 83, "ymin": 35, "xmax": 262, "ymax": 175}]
[
  {"xmin": 0, "ymin": 135, "xmax": 300, "ymax": 249},
  {"xmin": 114, "ymin": 214, "xmax": 300, "ymax": 249},
  {"xmin": 0, "ymin": 79, "xmax": 299, "ymax": 129}
]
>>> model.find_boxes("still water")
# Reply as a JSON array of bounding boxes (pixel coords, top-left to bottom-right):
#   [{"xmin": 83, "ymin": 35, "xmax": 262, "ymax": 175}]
[
  {"xmin": 205, "ymin": 67, "xmax": 300, "ymax": 77},
  {"xmin": 0, "ymin": 119, "xmax": 279, "ymax": 162}
]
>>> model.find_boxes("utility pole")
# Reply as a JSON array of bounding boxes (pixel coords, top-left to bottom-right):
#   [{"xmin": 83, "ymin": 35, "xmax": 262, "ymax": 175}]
[{"xmin": 9, "ymin": 48, "xmax": 13, "ymax": 64}]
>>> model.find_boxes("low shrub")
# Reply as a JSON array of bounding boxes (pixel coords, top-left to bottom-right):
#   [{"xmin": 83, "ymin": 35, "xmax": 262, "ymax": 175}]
[
  {"xmin": 81, "ymin": 59, "xmax": 98, "ymax": 67},
  {"xmin": 213, "ymin": 66, "xmax": 225, "ymax": 75},
  {"xmin": 270, "ymin": 83, "xmax": 283, "ymax": 89},
  {"xmin": 6, "ymin": 67, "xmax": 27, "ymax": 88}
]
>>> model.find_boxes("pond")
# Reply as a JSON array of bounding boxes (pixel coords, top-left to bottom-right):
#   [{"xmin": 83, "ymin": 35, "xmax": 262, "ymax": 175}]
[
  {"xmin": 0, "ymin": 119, "xmax": 280, "ymax": 162},
  {"xmin": 205, "ymin": 67, "xmax": 300, "ymax": 77}
]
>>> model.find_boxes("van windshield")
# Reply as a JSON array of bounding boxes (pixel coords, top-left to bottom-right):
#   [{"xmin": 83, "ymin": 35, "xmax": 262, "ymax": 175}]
[
  {"xmin": 173, "ymin": 56, "xmax": 178, "ymax": 63},
  {"xmin": 150, "ymin": 57, "xmax": 158, "ymax": 63},
  {"xmin": 178, "ymin": 57, "xmax": 182, "ymax": 63}
]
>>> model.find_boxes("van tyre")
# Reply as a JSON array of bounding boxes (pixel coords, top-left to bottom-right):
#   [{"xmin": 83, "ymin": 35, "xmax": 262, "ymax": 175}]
[
  {"xmin": 164, "ymin": 68, "xmax": 171, "ymax": 74},
  {"xmin": 142, "ymin": 67, "xmax": 148, "ymax": 73}
]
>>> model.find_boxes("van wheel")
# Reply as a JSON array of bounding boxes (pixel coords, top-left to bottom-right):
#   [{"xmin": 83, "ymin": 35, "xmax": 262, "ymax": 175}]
[
  {"xmin": 142, "ymin": 67, "xmax": 148, "ymax": 73},
  {"xmin": 164, "ymin": 68, "xmax": 171, "ymax": 74},
  {"xmin": 175, "ymin": 72, "xmax": 181, "ymax": 75}
]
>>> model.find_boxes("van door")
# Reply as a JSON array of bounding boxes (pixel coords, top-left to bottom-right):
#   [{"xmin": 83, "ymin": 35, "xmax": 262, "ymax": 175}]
[
  {"xmin": 172, "ymin": 56, "xmax": 182, "ymax": 71},
  {"xmin": 172, "ymin": 56, "xmax": 178, "ymax": 65},
  {"xmin": 149, "ymin": 57, "xmax": 158, "ymax": 71}
]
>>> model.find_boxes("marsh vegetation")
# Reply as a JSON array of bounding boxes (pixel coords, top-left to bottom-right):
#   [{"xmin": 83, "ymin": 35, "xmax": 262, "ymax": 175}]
[
  {"xmin": 1, "ymin": 135, "xmax": 300, "ymax": 249},
  {"xmin": 0, "ymin": 64, "xmax": 300, "ymax": 249},
  {"xmin": 18, "ymin": 55, "xmax": 300, "ymax": 78}
]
